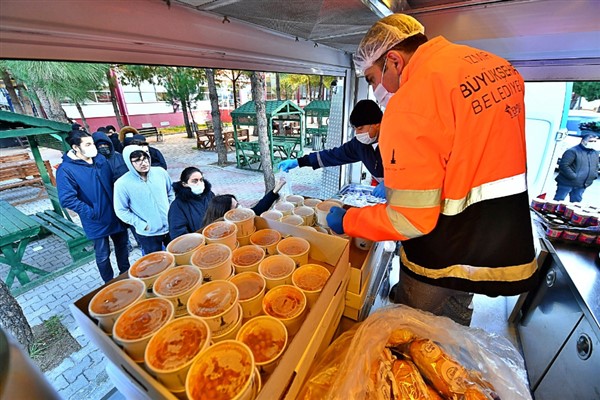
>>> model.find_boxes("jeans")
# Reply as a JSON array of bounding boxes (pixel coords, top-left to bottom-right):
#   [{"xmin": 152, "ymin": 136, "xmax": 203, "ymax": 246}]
[
  {"xmin": 137, "ymin": 233, "xmax": 171, "ymax": 254},
  {"xmin": 395, "ymin": 269, "xmax": 474, "ymax": 326},
  {"xmin": 93, "ymin": 230, "xmax": 130, "ymax": 283},
  {"xmin": 554, "ymin": 184, "xmax": 585, "ymax": 203}
]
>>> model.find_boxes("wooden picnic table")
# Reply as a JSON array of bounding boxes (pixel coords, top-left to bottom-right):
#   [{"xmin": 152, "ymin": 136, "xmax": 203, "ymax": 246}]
[
  {"xmin": 204, "ymin": 129, "xmax": 250, "ymax": 151},
  {"xmin": 0, "ymin": 199, "xmax": 48, "ymax": 288}
]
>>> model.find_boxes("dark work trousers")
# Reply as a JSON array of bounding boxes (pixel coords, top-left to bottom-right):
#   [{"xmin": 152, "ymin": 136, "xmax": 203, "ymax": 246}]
[
  {"xmin": 93, "ymin": 230, "xmax": 130, "ymax": 283},
  {"xmin": 136, "ymin": 233, "xmax": 171, "ymax": 255}
]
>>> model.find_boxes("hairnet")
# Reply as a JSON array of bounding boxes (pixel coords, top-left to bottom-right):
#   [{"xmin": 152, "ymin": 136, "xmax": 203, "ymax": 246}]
[{"xmin": 354, "ymin": 14, "xmax": 425, "ymax": 75}]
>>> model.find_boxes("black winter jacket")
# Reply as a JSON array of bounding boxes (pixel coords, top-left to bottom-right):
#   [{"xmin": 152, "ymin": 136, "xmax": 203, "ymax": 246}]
[
  {"xmin": 556, "ymin": 144, "xmax": 599, "ymax": 188},
  {"xmin": 168, "ymin": 180, "xmax": 215, "ymax": 239}
]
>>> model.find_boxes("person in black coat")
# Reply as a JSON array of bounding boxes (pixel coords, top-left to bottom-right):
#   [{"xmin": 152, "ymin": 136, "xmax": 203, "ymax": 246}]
[
  {"xmin": 201, "ymin": 178, "xmax": 286, "ymax": 227},
  {"xmin": 92, "ymin": 131, "xmax": 128, "ymax": 181},
  {"xmin": 554, "ymin": 133, "xmax": 599, "ymax": 202},
  {"xmin": 168, "ymin": 167, "xmax": 215, "ymax": 239}
]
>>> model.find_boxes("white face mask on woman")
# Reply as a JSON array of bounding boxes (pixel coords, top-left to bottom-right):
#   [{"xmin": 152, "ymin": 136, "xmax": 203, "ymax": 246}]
[{"xmin": 190, "ymin": 182, "xmax": 205, "ymax": 195}]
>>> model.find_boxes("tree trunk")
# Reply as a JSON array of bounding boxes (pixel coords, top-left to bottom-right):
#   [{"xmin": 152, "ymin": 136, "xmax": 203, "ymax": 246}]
[
  {"xmin": 106, "ymin": 69, "xmax": 124, "ymax": 129},
  {"xmin": 75, "ymin": 102, "xmax": 90, "ymax": 132},
  {"xmin": 275, "ymin": 73, "xmax": 281, "ymax": 101},
  {"xmin": 181, "ymin": 100, "xmax": 193, "ymax": 139},
  {"xmin": 232, "ymin": 74, "xmax": 239, "ymax": 110},
  {"xmin": 17, "ymin": 85, "xmax": 36, "ymax": 117},
  {"xmin": 0, "ymin": 280, "xmax": 33, "ymax": 350},
  {"xmin": 1, "ymin": 68, "xmax": 24, "ymax": 114},
  {"xmin": 251, "ymin": 72, "xmax": 275, "ymax": 193},
  {"xmin": 188, "ymin": 100, "xmax": 198, "ymax": 137},
  {"xmin": 207, "ymin": 69, "xmax": 227, "ymax": 165},
  {"xmin": 318, "ymin": 75, "xmax": 324, "ymax": 100},
  {"xmin": 35, "ymin": 89, "xmax": 68, "ymax": 122}
]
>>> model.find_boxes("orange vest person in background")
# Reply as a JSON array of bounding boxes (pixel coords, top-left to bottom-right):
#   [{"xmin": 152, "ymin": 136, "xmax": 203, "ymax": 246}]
[{"xmin": 327, "ymin": 14, "xmax": 538, "ymax": 325}]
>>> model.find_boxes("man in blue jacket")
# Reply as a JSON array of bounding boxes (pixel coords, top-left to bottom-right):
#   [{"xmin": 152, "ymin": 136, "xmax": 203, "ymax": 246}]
[
  {"xmin": 114, "ymin": 145, "xmax": 174, "ymax": 254},
  {"xmin": 554, "ymin": 133, "xmax": 599, "ymax": 202},
  {"xmin": 277, "ymin": 99, "xmax": 385, "ymax": 197},
  {"xmin": 57, "ymin": 131, "xmax": 130, "ymax": 283}
]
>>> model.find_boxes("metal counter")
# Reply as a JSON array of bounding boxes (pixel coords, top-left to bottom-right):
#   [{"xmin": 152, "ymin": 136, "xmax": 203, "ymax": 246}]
[{"xmin": 517, "ymin": 239, "xmax": 600, "ymax": 399}]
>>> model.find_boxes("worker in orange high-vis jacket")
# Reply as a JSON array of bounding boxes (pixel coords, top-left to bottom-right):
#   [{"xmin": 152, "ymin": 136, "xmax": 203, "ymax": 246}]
[{"xmin": 327, "ymin": 13, "xmax": 538, "ymax": 326}]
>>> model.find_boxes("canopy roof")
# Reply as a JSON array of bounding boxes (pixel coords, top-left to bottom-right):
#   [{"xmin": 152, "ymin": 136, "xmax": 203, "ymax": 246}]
[
  {"xmin": 0, "ymin": 111, "xmax": 70, "ymax": 151},
  {"xmin": 304, "ymin": 100, "xmax": 331, "ymax": 117},
  {"xmin": 231, "ymin": 100, "xmax": 304, "ymax": 126}
]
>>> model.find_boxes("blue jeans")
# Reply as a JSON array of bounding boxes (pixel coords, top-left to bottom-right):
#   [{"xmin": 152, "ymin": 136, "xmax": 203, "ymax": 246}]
[
  {"xmin": 554, "ymin": 184, "xmax": 585, "ymax": 203},
  {"xmin": 137, "ymin": 233, "xmax": 170, "ymax": 254},
  {"xmin": 93, "ymin": 230, "xmax": 130, "ymax": 283}
]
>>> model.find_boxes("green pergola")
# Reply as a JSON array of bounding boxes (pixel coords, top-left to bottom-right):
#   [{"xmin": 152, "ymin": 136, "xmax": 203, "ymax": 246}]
[
  {"xmin": 304, "ymin": 100, "xmax": 330, "ymax": 150},
  {"xmin": 230, "ymin": 100, "xmax": 305, "ymax": 171},
  {"xmin": 0, "ymin": 111, "xmax": 95, "ymax": 295},
  {"xmin": 0, "ymin": 110, "xmax": 70, "ymax": 215}
]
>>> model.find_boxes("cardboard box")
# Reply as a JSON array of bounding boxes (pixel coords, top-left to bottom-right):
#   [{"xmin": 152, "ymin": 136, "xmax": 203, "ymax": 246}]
[
  {"xmin": 344, "ymin": 242, "xmax": 394, "ymax": 321},
  {"xmin": 70, "ymin": 217, "xmax": 350, "ymax": 400}
]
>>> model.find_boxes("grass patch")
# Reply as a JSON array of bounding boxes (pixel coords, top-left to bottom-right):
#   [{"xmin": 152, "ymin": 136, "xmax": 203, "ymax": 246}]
[{"xmin": 29, "ymin": 314, "xmax": 81, "ymax": 372}]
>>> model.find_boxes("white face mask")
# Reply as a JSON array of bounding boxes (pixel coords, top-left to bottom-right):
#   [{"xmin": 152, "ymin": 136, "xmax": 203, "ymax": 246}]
[
  {"xmin": 355, "ymin": 127, "xmax": 378, "ymax": 145},
  {"xmin": 78, "ymin": 145, "xmax": 98, "ymax": 158},
  {"xmin": 373, "ymin": 57, "xmax": 393, "ymax": 108},
  {"xmin": 190, "ymin": 182, "xmax": 205, "ymax": 195}
]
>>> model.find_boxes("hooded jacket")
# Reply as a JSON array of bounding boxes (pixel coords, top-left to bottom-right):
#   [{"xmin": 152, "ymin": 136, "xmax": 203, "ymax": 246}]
[
  {"xmin": 114, "ymin": 145, "xmax": 174, "ymax": 237},
  {"xmin": 555, "ymin": 143, "xmax": 599, "ymax": 188},
  {"xmin": 297, "ymin": 138, "xmax": 383, "ymax": 182},
  {"xmin": 56, "ymin": 152, "xmax": 126, "ymax": 240},
  {"xmin": 168, "ymin": 180, "xmax": 215, "ymax": 239},
  {"xmin": 91, "ymin": 131, "xmax": 128, "ymax": 181},
  {"xmin": 124, "ymin": 134, "xmax": 168, "ymax": 170}
]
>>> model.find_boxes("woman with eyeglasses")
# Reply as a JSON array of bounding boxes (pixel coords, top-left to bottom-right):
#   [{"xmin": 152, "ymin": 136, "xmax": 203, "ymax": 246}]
[
  {"xmin": 201, "ymin": 178, "xmax": 286, "ymax": 227},
  {"xmin": 168, "ymin": 167, "xmax": 215, "ymax": 239}
]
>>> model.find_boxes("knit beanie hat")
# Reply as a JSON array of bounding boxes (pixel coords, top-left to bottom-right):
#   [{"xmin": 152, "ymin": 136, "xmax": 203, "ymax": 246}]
[{"xmin": 349, "ymin": 100, "xmax": 383, "ymax": 127}]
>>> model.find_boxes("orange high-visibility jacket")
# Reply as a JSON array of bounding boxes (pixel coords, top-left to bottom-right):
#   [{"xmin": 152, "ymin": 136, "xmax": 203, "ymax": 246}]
[{"xmin": 345, "ymin": 37, "xmax": 538, "ymax": 296}]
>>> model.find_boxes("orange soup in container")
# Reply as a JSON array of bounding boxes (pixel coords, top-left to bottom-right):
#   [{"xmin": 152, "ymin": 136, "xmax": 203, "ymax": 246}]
[
  {"xmin": 166, "ymin": 233, "xmax": 205, "ymax": 265},
  {"xmin": 190, "ymin": 243, "xmax": 232, "ymax": 282},
  {"xmin": 145, "ymin": 316, "xmax": 211, "ymax": 392},
  {"xmin": 228, "ymin": 272, "xmax": 266, "ymax": 319},
  {"xmin": 292, "ymin": 264, "xmax": 331, "ymax": 309},
  {"xmin": 187, "ymin": 280, "xmax": 240, "ymax": 335},
  {"xmin": 128, "ymin": 251, "xmax": 175, "ymax": 294},
  {"xmin": 202, "ymin": 221, "xmax": 238, "ymax": 250},
  {"xmin": 236, "ymin": 316, "xmax": 287, "ymax": 374},
  {"xmin": 224, "ymin": 207, "xmax": 256, "ymax": 237},
  {"xmin": 185, "ymin": 340, "xmax": 255, "ymax": 400},
  {"xmin": 262, "ymin": 285, "xmax": 307, "ymax": 336},
  {"xmin": 88, "ymin": 279, "xmax": 146, "ymax": 334},
  {"xmin": 153, "ymin": 265, "xmax": 203, "ymax": 317},
  {"xmin": 258, "ymin": 254, "xmax": 296, "ymax": 290},
  {"xmin": 276, "ymin": 237, "xmax": 310, "ymax": 266},
  {"xmin": 231, "ymin": 245, "xmax": 265, "ymax": 274},
  {"xmin": 112, "ymin": 298, "xmax": 174, "ymax": 362},
  {"xmin": 249, "ymin": 229, "xmax": 281, "ymax": 255}
]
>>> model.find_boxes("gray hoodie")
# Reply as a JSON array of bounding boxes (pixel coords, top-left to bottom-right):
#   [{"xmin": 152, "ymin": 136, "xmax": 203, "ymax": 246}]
[{"xmin": 114, "ymin": 145, "xmax": 174, "ymax": 236}]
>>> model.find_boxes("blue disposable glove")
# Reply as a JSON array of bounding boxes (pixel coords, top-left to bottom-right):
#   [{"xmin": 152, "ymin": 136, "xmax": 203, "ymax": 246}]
[
  {"xmin": 373, "ymin": 181, "xmax": 386, "ymax": 198},
  {"xmin": 327, "ymin": 206, "xmax": 346, "ymax": 234},
  {"xmin": 277, "ymin": 159, "xmax": 299, "ymax": 173}
]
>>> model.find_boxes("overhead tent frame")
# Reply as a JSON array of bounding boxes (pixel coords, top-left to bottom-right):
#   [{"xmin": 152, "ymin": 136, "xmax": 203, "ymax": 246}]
[
  {"xmin": 304, "ymin": 100, "xmax": 331, "ymax": 150},
  {"xmin": 230, "ymin": 100, "xmax": 305, "ymax": 171}
]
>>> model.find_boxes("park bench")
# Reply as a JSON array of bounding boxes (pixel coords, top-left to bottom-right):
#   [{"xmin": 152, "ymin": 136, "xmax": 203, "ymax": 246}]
[
  {"xmin": 137, "ymin": 126, "xmax": 163, "ymax": 142},
  {"xmin": 0, "ymin": 152, "xmax": 56, "ymax": 203},
  {"xmin": 30, "ymin": 184, "xmax": 94, "ymax": 265}
]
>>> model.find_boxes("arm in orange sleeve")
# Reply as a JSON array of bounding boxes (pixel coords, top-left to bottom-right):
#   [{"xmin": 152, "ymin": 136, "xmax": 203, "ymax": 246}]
[{"xmin": 343, "ymin": 104, "xmax": 450, "ymax": 242}]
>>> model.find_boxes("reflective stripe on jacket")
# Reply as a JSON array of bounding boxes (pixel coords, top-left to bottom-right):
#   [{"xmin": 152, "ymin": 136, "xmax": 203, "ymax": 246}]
[{"xmin": 344, "ymin": 37, "xmax": 537, "ymax": 296}]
